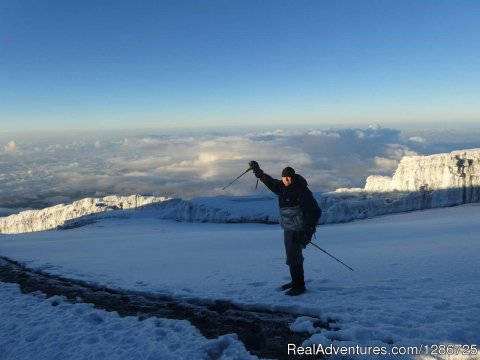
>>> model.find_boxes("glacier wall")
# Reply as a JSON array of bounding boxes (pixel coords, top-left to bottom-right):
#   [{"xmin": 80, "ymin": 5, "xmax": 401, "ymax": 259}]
[
  {"xmin": 365, "ymin": 149, "xmax": 480, "ymax": 207},
  {"xmin": 2, "ymin": 149, "xmax": 480, "ymax": 233},
  {"xmin": 0, "ymin": 195, "xmax": 172, "ymax": 234}
]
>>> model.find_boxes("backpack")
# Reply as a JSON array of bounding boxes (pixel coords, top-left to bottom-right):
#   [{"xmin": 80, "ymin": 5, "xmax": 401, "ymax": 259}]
[{"xmin": 301, "ymin": 191, "xmax": 321, "ymax": 228}]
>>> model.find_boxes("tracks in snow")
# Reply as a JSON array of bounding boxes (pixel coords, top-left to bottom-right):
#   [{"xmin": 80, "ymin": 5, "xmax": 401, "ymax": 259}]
[{"xmin": 0, "ymin": 256, "xmax": 333, "ymax": 359}]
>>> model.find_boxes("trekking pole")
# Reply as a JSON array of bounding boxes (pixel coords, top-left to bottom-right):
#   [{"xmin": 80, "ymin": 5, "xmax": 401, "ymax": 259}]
[
  {"xmin": 222, "ymin": 167, "xmax": 252, "ymax": 190},
  {"xmin": 309, "ymin": 241, "xmax": 355, "ymax": 271}
]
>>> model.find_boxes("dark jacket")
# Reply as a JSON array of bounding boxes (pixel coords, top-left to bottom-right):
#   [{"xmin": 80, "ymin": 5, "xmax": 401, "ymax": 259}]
[{"xmin": 259, "ymin": 173, "xmax": 321, "ymax": 231}]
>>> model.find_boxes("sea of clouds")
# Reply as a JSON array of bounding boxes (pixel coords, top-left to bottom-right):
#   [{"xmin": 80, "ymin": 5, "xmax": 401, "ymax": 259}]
[{"xmin": 1, "ymin": 125, "xmax": 480, "ymax": 215}]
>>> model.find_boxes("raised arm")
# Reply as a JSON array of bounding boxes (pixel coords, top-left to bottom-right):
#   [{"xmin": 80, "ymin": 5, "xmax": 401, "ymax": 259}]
[{"xmin": 249, "ymin": 160, "xmax": 284, "ymax": 195}]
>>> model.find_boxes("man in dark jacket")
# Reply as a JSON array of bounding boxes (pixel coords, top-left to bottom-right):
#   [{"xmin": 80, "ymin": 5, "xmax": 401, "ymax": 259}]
[{"xmin": 249, "ymin": 161, "xmax": 321, "ymax": 296}]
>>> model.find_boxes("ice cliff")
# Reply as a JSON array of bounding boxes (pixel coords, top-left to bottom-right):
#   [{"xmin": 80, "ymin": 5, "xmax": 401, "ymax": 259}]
[
  {"xmin": 365, "ymin": 149, "xmax": 480, "ymax": 206},
  {"xmin": 0, "ymin": 195, "xmax": 173, "ymax": 234},
  {"xmin": 2, "ymin": 149, "xmax": 480, "ymax": 234}
]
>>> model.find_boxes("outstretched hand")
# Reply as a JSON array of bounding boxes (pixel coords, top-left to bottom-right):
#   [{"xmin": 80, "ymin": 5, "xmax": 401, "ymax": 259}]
[
  {"xmin": 249, "ymin": 160, "xmax": 264, "ymax": 178},
  {"xmin": 249, "ymin": 160, "xmax": 259, "ymax": 171}
]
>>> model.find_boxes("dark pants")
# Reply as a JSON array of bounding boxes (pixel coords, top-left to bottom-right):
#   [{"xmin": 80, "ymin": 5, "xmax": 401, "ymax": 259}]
[
  {"xmin": 284, "ymin": 230, "xmax": 306, "ymax": 290},
  {"xmin": 284, "ymin": 230, "xmax": 304, "ymax": 266}
]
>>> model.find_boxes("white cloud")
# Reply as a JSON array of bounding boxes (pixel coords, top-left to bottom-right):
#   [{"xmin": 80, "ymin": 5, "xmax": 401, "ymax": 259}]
[
  {"xmin": 384, "ymin": 144, "xmax": 418, "ymax": 160},
  {"xmin": 197, "ymin": 153, "xmax": 219, "ymax": 164},
  {"xmin": 2, "ymin": 126, "xmax": 480, "ymax": 211},
  {"xmin": 409, "ymin": 136, "xmax": 427, "ymax": 143},
  {"xmin": 307, "ymin": 130, "xmax": 341, "ymax": 138},
  {"xmin": 368, "ymin": 123, "xmax": 382, "ymax": 130},
  {"xmin": 3, "ymin": 140, "xmax": 21, "ymax": 155},
  {"xmin": 356, "ymin": 130, "xmax": 365, "ymax": 139},
  {"xmin": 373, "ymin": 156, "xmax": 399, "ymax": 172},
  {"xmin": 284, "ymin": 152, "xmax": 313, "ymax": 167}
]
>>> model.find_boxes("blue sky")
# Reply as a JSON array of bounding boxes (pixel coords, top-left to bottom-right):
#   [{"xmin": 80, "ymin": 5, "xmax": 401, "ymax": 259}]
[{"xmin": 1, "ymin": 0, "xmax": 479, "ymax": 132}]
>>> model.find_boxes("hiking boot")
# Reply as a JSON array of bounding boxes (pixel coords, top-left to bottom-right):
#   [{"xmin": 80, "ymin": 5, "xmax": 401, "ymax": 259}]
[
  {"xmin": 281, "ymin": 282, "xmax": 293, "ymax": 291},
  {"xmin": 285, "ymin": 286, "xmax": 306, "ymax": 296}
]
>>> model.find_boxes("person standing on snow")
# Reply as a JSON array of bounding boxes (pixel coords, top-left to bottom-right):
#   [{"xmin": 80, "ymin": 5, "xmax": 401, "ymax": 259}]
[{"xmin": 249, "ymin": 161, "xmax": 321, "ymax": 296}]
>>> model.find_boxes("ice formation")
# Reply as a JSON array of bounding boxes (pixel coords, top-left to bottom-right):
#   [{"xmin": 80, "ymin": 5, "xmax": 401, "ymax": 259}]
[
  {"xmin": 0, "ymin": 195, "xmax": 172, "ymax": 234},
  {"xmin": 2, "ymin": 149, "xmax": 480, "ymax": 233}
]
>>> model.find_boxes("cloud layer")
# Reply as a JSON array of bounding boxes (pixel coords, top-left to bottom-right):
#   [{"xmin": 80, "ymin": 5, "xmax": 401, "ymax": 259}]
[{"xmin": 1, "ymin": 125, "xmax": 480, "ymax": 213}]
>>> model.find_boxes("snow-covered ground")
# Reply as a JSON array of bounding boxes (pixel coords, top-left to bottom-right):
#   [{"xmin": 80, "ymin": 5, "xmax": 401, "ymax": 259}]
[
  {"xmin": 0, "ymin": 282, "xmax": 250, "ymax": 360},
  {"xmin": 1, "ymin": 203, "xmax": 479, "ymax": 359}
]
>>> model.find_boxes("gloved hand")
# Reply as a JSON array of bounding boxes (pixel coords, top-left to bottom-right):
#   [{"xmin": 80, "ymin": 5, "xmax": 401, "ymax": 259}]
[
  {"xmin": 301, "ymin": 226, "xmax": 316, "ymax": 247},
  {"xmin": 248, "ymin": 160, "xmax": 260, "ymax": 171},
  {"xmin": 249, "ymin": 160, "xmax": 264, "ymax": 178}
]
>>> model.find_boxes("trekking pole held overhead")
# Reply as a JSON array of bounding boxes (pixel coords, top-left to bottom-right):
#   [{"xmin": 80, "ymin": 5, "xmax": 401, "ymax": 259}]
[
  {"xmin": 309, "ymin": 241, "xmax": 355, "ymax": 271},
  {"xmin": 222, "ymin": 167, "xmax": 252, "ymax": 190}
]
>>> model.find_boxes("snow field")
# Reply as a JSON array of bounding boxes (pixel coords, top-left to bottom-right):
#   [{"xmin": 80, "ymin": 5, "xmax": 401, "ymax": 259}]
[
  {"xmin": 0, "ymin": 282, "xmax": 253, "ymax": 360},
  {"xmin": 1, "ymin": 203, "xmax": 479, "ymax": 359}
]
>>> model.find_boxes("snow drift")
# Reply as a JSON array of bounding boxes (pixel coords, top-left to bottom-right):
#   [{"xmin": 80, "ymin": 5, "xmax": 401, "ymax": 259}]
[{"xmin": 2, "ymin": 149, "xmax": 480, "ymax": 234}]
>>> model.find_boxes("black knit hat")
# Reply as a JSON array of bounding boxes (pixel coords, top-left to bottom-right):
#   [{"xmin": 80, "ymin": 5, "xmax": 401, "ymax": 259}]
[{"xmin": 281, "ymin": 166, "xmax": 295, "ymax": 178}]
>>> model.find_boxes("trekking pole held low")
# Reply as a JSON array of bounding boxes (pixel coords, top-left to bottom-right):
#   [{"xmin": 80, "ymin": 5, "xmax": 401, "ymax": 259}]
[
  {"xmin": 222, "ymin": 167, "xmax": 252, "ymax": 190},
  {"xmin": 309, "ymin": 241, "xmax": 355, "ymax": 271}
]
